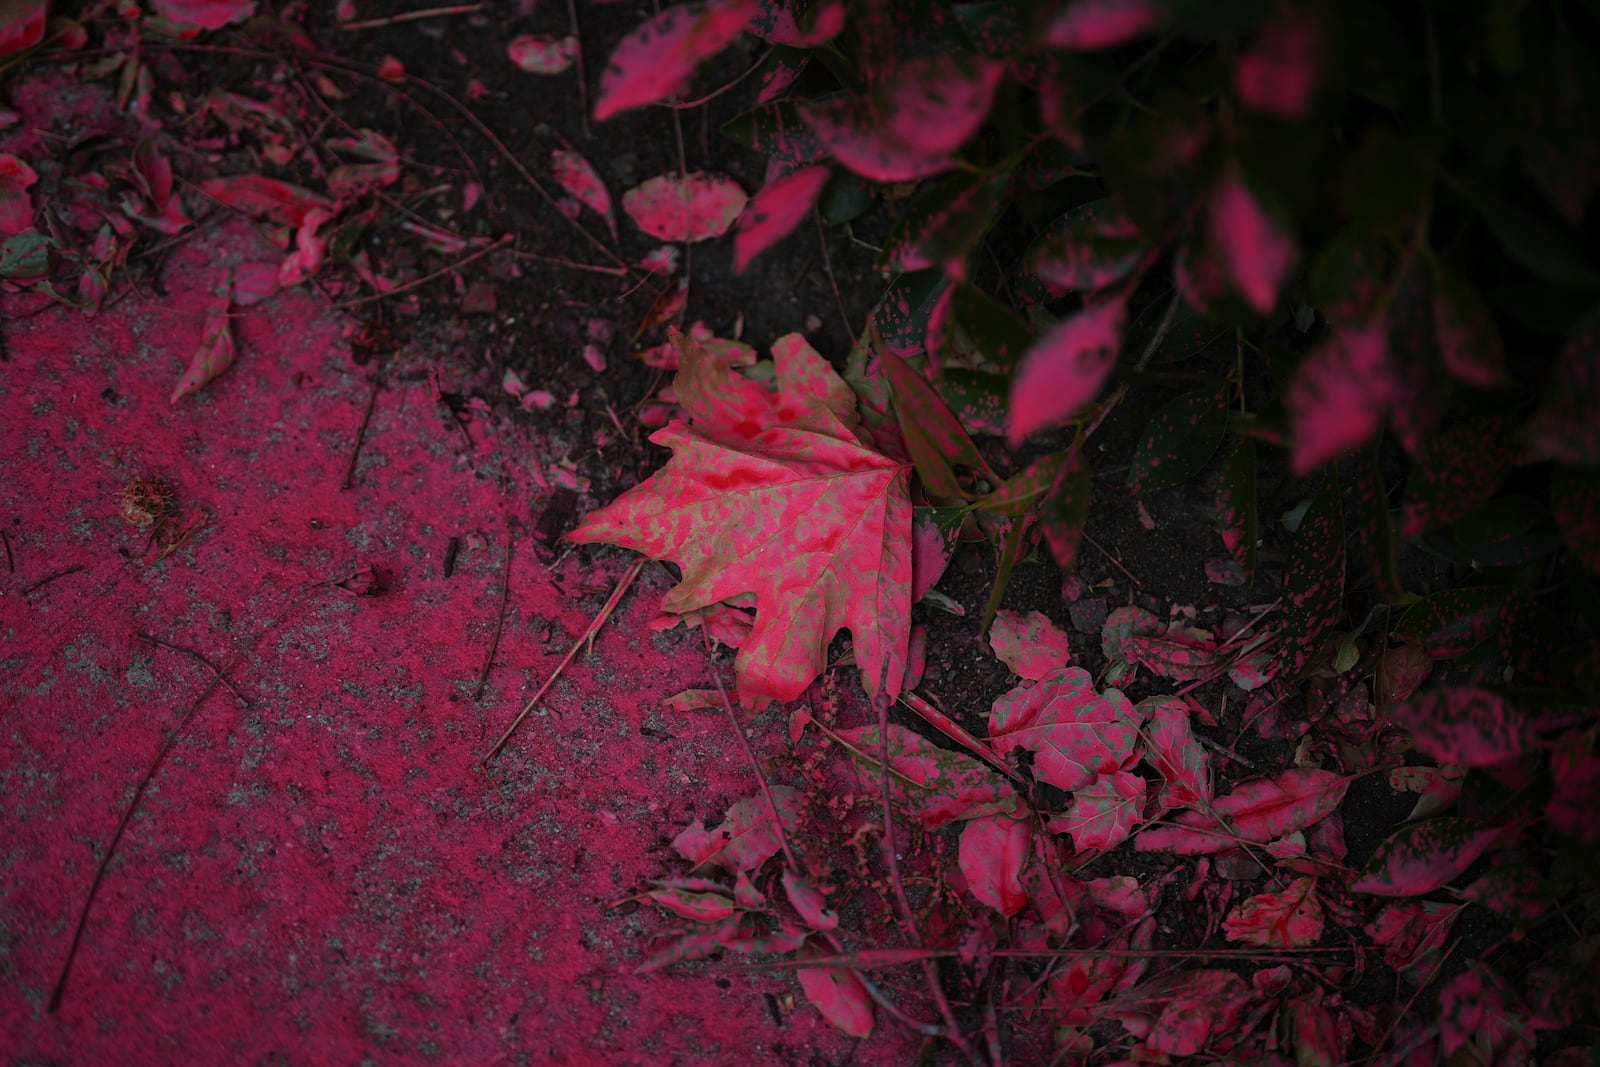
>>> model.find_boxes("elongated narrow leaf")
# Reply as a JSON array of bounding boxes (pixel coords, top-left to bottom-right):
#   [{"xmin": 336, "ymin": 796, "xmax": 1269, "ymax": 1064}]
[
  {"xmin": 959, "ymin": 814, "xmax": 1032, "ymax": 916},
  {"xmin": 837, "ymin": 723, "xmax": 1020, "ymax": 828},
  {"xmin": 1008, "ymin": 294, "xmax": 1128, "ymax": 444},
  {"xmin": 1393, "ymin": 587, "xmax": 1502, "ymax": 658},
  {"xmin": 734, "ymin": 164, "xmax": 828, "ymax": 272},
  {"xmin": 1211, "ymin": 166, "xmax": 1297, "ymax": 315},
  {"xmin": 171, "ymin": 305, "xmax": 236, "ymax": 403},
  {"xmin": 1399, "ymin": 414, "xmax": 1522, "ymax": 538},
  {"xmin": 1352, "ymin": 818, "xmax": 1498, "ymax": 896},
  {"xmin": 1275, "ymin": 471, "xmax": 1345, "ymax": 679},
  {"xmin": 1390, "ymin": 687, "xmax": 1530, "ymax": 767},
  {"xmin": 1127, "ymin": 382, "xmax": 1229, "ymax": 492},
  {"xmin": 1136, "ymin": 768, "xmax": 1348, "ymax": 854},
  {"xmin": 1215, "ymin": 437, "xmax": 1257, "ymax": 581},
  {"xmin": 882, "ymin": 350, "xmax": 994, "ymax": 502},
  {"xmin": 595, "ymin": 0, "xmax": 757, "ymax": 120}
]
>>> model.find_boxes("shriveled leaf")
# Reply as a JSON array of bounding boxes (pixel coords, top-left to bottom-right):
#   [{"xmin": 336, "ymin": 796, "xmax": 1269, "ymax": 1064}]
[
  {"xmin": 672, "ymin": 786, "xmax": 802, "ymax": 873},
  {"xmin": 1390, "ymin": 687, "xmax": 1530, "ymax": 767},
  {"xmin": 1223, "ymin": 877, "xmax": 1324, "ymax": 948},
  {"xmin": 1399, "ymin": 414, "xmax": 1522, "ymax": 538},
  {"xmin": 1046, "ymin": 0, "xmax": 1164, "ymax": 49},
  {"xmin": 623, "ymin": 172, "xmax": 748, "ymax": 243},
  {"xmin": 1211, "ymin": 166, "xmax": 1297, "ymax": 315},
  {"xmin": 1393, "ymin": 587, "xmax": 1502, "ymax": 659},
  {"xmin": 1351, "ymin": 817, "xmax": 1498, "ymax": 896},
  {"xmin": 508, "ymin": 34, "xmax": 578, "ymax": 75},
  {"xmin": 1288, "ymin": 326, "xmax": 1390, "ymax": 473},
  {"xmin": 1007, "ymin": 293, "xmax": 1129, "ymax": 444},
  {"xmin": 837, "ymin": 723, "xmax": 1020, "ymax": 828},
  {"xmin": 987, "ymin": 666, "xmax": 1141, "ymax": 792},
  {"xmin": 1136, "ymin": 768, "xmax": 1349, "ymax": 854},
  {"xmin": 1126, "ymin": 382, "xmax": 1229, "ymax": 493},
  {"xmin": 989, "ymin": 609, "xmax": 1073, "ymax": 680},
  {"xmin": 1215, "ymin": 437, "xmax": 1257, "ymax": 581},
  {"xmin": 800, "ymin": 55, "xmax": 1002, "ymax": 181},
  {"xmin": 1049, "ymin": 770, "xmax": 1144, "ymax": 851},
  {"xmin": 171, "ymin": 306, "xmax": 236, "ymax": 403},
  {"xmin": 881, "ymin": 172, "xmax": 1007, "ymax": 275},
  {"xmin": 648, "ymin": 885, "xmax": 737, "ymax": 922},
  {"xmin": 959, "ymin": 814, "xmax": 1032, "ymax": 916},
  {"xmin": 550, "ymin": 149, "xmax": 616, "ymax": 237},
  {"xmin": 882, "ymin": 350, "xmax": 994, "ymax": 503},
  {"xmin": 1432, "ymin": 264, "xmax": 1507, "ymax": 387},
  {"xmin": 1142, "ymin": 695, "xmax": 1211, "ymax": 810},
  {"xmin": 570, "ymin": 334, "xmax": 912, "ymax": 709},
  {"xmin": 1024, "ymin": 198, "xmax": 1146, "ymax": 296},
  {"xmin": 1275, "ymin": 471, "xmax": 1344, "ymax": 680},
  {"xmin": 733, "ymin": 164, "xmax": 828, "ymax": 272},
  {"xmin": 594, "ymin": 0, "xmax": 757, "ymax": 120},
  {"xmin": 797, "ymin": 963, "xmax": 874, "ymax": 1037},
  {"xmin": 1551, "ymin": 464, "xmax": 1600, "ymax": 573}
]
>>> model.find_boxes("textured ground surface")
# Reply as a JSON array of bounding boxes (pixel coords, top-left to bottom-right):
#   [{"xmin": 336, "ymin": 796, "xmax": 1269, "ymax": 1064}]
[{"xmin": 0, "ymin": 223, "xmax": 916, "ymax": 1065}]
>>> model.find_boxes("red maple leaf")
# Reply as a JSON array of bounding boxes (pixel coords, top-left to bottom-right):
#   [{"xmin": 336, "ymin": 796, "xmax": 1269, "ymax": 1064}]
[{"xmin": 570, "ymin": 332, "xmax": 913, "ymax": 709}]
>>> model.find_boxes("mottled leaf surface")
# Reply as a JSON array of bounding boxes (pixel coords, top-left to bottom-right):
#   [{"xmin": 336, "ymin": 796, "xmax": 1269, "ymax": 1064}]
[
  {"xmin": 1390, "ymin": 687, "xmax": 1530, "ymax": 767},
  {"xmin": 1142, "ymin": 695, "xmax": 1211, "ymax": 810},
  {"xmin": 1223, "ymin": 877, "xmax": 1324, "ymax": 948},
  {"xmin": 959, "ymin": 814, "xmax": 1032, "ymax": 916},
  {"xmin": 1024, "ymin": 198, "xmax": 1145, "ymax": 296},
  {"xmin": 1352, "ymin": 818, "xmax": 1498, "ymax": 896},
  {"xmin": 1393, "ymin": 587, "xmax": 1502, "ymax": 659},
  {"xmin": 672, "ymin": 786, "xmax": 802, "ymax": 873},
  {"xmin": 1049, "ymin": 770, "xmax": 1145, "ymax": 851},
  {"xmin": 1274, "ymin": 471, "xmax": 1344, "ymax": 679},
  {"xmin": 989, "ymin": 609, "xmax": 1074, "ymax": 680},
  {"xmin": 1127, "ymin": 382, "xmax": 1229, "ymax": 493},
  {"xmin": 1216, "ymin": 437, "xmax": 1258, "ymax": 581},
  {"xmin": 733, "ymin": 164, "xmax": 828, "ymax": 272},
  {"xmin": 1008, "ymin": 294, "xmax": 1128, "ymax": 443},
  {"xmin": 623, "ymin": 172, "xmax": 748, "ymax": 243},
  {"xmin": 1136, "ymin": 768, "xmax": 1348, "ymax": 853},
  {"xmin": 797, "ymin": 963, "xmax": 875, "ymax": 1037},
  {"xmin": 594, "ymin": 0, "xmax": 757, "ymax": 120},
  {"xmin": 171, "ymin": 305, "xmax": 236, "ymax": 403},
  {"xmin": 838, "ymin": 723, "xmax": 1020, "ymax": 828},
  {"xmin": 988, "ymin": 666, "xmax": 1141, "ymax": 792},
  {"xmin": 1399, "ymin": 414, "xmax": 1522, "ymax": 538},
  {"xmin": 550, "ymin": 149, "xmax": 616, "ymax": 237}
]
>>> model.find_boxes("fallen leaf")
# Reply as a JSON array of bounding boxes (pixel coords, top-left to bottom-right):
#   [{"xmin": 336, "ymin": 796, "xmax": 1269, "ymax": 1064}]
[
  {"xmin": 1048, "ymin": 770, "xmax": 1145, "ymax": 851},
  {"xmin": 988, "ymin": 666, "xmax": 1141, "ymax": 792},
  {"xmin": 837, "ymin": 723, "xmax": 1020, "ymax": 828},
  {"xmin": 1136, "ymin": 767, "xmax": 1348, "ymax": 854},
  {"xmin": 959, "ymin": 813, "xmax": 1031, "ymax": 916},
  {"xmin": 797, "ymin": 960, "xmax": 874, "ymax": 1037},
  {"xmin": 672, "ymin": 786, "xmax": 802, "ymax": 873},
  {"xmin": 0, "ymin": 153, "xmax": 37, "ymax": 234},
  {"xmin": 782, "ymin": 869, "xmax": 838, "ymax": 931},
  {"xmin": 1222, "ymin": 876, "xmax": 1324, "ymax": 948},
  {"xmin": 202, "ymin": 174, "xmax": 333, "ymax": 227},
  {"xmin": 623, "ymin": 172, "xmax": 749, "ymax": 243},
  {"xmin": 1142, "ymin": 695, "xmax": 1211, "ymax": 810},
  {"xmin": 594, "ymin": 0, "xmax": 757, "ymax": 121},
  {"xmin": 550, "ymin": 149, "xmax": 617, "ymax": 237},
  {"xmin": 508, "ymin": 34, "xmax": 578, "ymax": 75},
  {"xmin": 569, "ymin": 333, "xmax": 913, "ymax": 708},
  {"xmin": 1287, "ymin": 326, "xmax": 1391, "ymax": 473},
  {"xmin": 171, "ymin": 305, "xmax": 236, "ymax": 403},
  {"xmin": 988, "ymin": 609, "xmax": 1073, "ymax": 680}
]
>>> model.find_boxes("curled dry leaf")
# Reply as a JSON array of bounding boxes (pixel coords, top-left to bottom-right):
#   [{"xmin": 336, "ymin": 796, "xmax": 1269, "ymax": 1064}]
[
  {"xmin": 550, "ymin": 149, "xmax": 617, "ymax": 237},
  {"xmin": 594, "ymin": 0, "xmax": 757, "ymax": 121},
  {"xmin": 623, "ymin": 172, "xmax": 749, "ymax": 243},
  {"xmin": 508, "ymin": 34, "xmax": 579, "ymax": 75},
  {"xmin": 1351, "ymin": 817, "xmax": 1499, "ymax": 897},
  {"xmin": 171, "ymin": 305, "xmax": 236, "ymax": 403},
  {"xmin": 734, "ymin": 164, "xmax": 830, "ymax": 272}
]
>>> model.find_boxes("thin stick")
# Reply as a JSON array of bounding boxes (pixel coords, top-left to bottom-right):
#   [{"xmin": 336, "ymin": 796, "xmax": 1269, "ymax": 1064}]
[
  {"xmin": 331, "ymin": 236, "xmax": 511, "ymax": 309},
  {"xmin": 816, "ymin": 216, "xmax": 854, "ymax": 340},
  {"xmin": 1082, "ymin": 533, "xmax": 1142, "ymax": 587},
  {"xmin": 565, "ymin": 0, "xmax": 592, "ymax": 139},
  {"xmin": 343, "ymin": 363, "xmax": 383, "ymax": 491},
  {"xmin": 2, "ymin": 528, "xmax": 13, "ymax": 573},
  {"xmin": 135, "ymin": 633, "xmax": 250, "ymax": 707},
  {"xmin": 480, "ymin": 557, "xmax": 644, "ymax": 763},
  {"xmin": 473, "ymin": 525, "xmax": 514, "ymax": 701},
  {"xmin": 22, "ymin": 564, "xmax": 83, "ymax": 595},
  {"xmin": 506, "ymin": 248, "xmax": 629, "ymax": 277},
  {"xmin": 340, "ymin": 3, "xmax": 484, "ymax": 30},
  {"xmin": 899, "ymin": 690, "xmax": 1024, "ymax": 785}
]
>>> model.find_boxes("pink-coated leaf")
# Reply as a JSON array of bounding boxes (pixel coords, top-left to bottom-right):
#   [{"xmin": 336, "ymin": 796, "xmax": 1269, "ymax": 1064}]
[
  {"xmin": 837, "ymin": 723, "xmax": 1020, "ymax": 828},
  {"xmin": 171, "ymin": 306, "xmax": 236, "ymax": 403},
  {"xmin": 1398, "ymin": 413, "xmax": 1522, "ymax": 538},
  {"xmin": 988, "ymin": 609, "xmax": 1073, "ymax": 680},
  {"xmin": 1211, "ymin": 166, "xmax": 1297, "ymax": 315},
  {"xmin": 1460, "ymin": 866, "xmax": 1546, "ymax": 922},
  {"xmin": 1351, "ymin": 818, "xmax": 1499, "ymax": 896},
  {"xmin": 150, "ymin": 0, "xmax": 255, "ymax": 30},
  {"xmin": 1287, "ymin": 326, "xmax": 1391, "ymax": 474},
  {"xmin": 130, "ymin": 139, "xmax": 174, "ymax": 209},
  {"xmin": 1289, "ymin": 997, "xmax": 1343, "ymax": 1067},
  {"xmin": 671, "ymin": 785, "xmax": 802, "ymax": 873},
  {"xmin": 1048, "ymin": 770, "xmax": 1145, "ymax": 851},
  {"xmin": 1222, "ymin": 876, "xmax": 1324, "ymax": 948},
  {"xmin": 507, "ymin": 34, "xmax": 578, "ymax": 75},
  {"xmin": 1431, "ymin": 265, "xmax": 1507, "ymax": 387},
  {"xmin": 1389, "ymin": 687, "xmax": 1530, "ymax": 768},
  {"xmin": 1045, "ymin": 0, "xmax": 1164, "ymax": 50},
  {"xmin": 799, "ymin": 56, "xmax": 1002, "ymax": 182},
  {"xmin": 1118, "ymin": 970, "xmax": 1252, "ymax": 1057},
  {"xmin": 1142, "ymin": 695, "xmax": 1211, "ymax": 810},
  {"xmin": 797, "ymin": 963, "xmax": 874, "ymax": 1037},
  {"xmin": 988, "ymin": 666, "xmax": 1141, "ymax": 792},
  {"xmin": 647, "ymin": 885, "xmax": 737, "ymax": 922},
  {"xmin": 782, "ymin": 869, "xmax": 839, "ymax": 931},
  {"xmin": 1007, "ymin": 293, "xmax": 1128, "ymax": 444},
  {"xmin": 1548, "ymin": 735, "xmax": 1600, "ymax": 843},
  {"xmin": 636, "ymin": 918, "xmax": 739, "ymax": 973},
  {"xmin": 572, "ymin": 334, "xmax": 911, "ymax": 708},
  {"xmin": 202, "ymin": 174, "xmax": 333, "ymax": 228},
  {"xmin": 1234, "ymin": 7, "xmax": 1323, "ymax": 119},
  {"xmin": 1100, "ymin": 606, "xmax": 1220, "ymax": 683},
  {"xmin": 959, "ymin": 814, "xmax": 1032, "ymax": 916},
  {"xmin": 1439, "ymin": 963, "xmax": 1530, "ymax": 1060},
  {"xmin": 550, "ymin": 149, "xmax": 616, "ymax": 237},
  {"xmin": 749, "ymin": 0, "xmax": 845, "ymax": 46},
  {"xmin": 623, "ymin": 172, "xmax": 749, "ymax": 243},
  {"xmin": 0, "ymin": 153, "xmax": 37, "ymax": 234},
  {"xmin": 1136, "ymin": 768, "xmax": 1348, "ymax": 854},
  {"xmin": 0, "ymin": 0, "xmax": 46, "ymax": 55},
  {"xmin": 733, "ymin": 164, "xmax": 829, "ymax": 272},
  {"xmin": 594, "ymin": 0, "xmax": 757, "ymax": 120},
  {"xmin": 1025, "ymin": 198, "xmax": 1145, "ymax": 296}
]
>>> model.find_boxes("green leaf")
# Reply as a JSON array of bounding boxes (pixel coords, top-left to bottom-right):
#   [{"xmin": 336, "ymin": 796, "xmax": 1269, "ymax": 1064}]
[
  {"xmin": 1339, "ymin": 122, "xmax": 1437, "ymax": 237},
  {"xmin": 1550, "ymin": 464, "xmax": 1600, "ymax": 574},
  {"xmin": 1398, "ymin": 413, "xmax": 1523, "ymax": 539},
  {"xmin": 0, "ymin": 231, "xmax": 52, "ymax": 278},
  {"xmin": 1310, "ymin": 228, "xmax": 1388, "ymax": 328},
  {"xmin": 872, "ymin": 269, "xmax": 950, "ymax": 358},
  {"xmin": 721, "ymin": 100, "xmax": 825, "ymax": 171},
  {"xmin": 1448, "ymin": 495, "xmax": 1563, "ymax": 569},
  {"xmin": 1349, "ymin": 445, "xmax": 1402, "ymax": 602},
  {"xmin": 882, "ymin": 350, "xmax": 994, "ymax": 502},
  {"xmin": 1215, "ymin": 437, "xmax": 1258, "ymax": 583},
  {"xmin": 816, "ymin": 170, "xmax": 874, "ymax": 226},
  {"xmin": 1431, "ymin": 263, "xmax": 1508, "ymax": 387},
  {"xmin": 1274, "ymin": 470, "xmax": 1345, "ymax": 680},
  {"xmin": 950, "ymin": 284, "xmax": 1031, "ymax": 371},
  {"xmin": 1475, "ymin": 195, "xmax": 1600, "ymax": 290},
  {"xmin": 1039, "ymin": 440, "xmax": 1092, "ymax": 570},
  {"xmin": 836, "ymin": 723, "xmax": 1020, "ymax": 829},
  {"xmin": 1123, "ymin": 291, "xmax": 1227, "ymax": 365},
  {"xmin": 880, "ymin": 172, "xmax": 1008, "ymax": 274},
  {"xmin": 1127, "ymin": 382, "xmax": 1230, "ymax": 493},
  {"xmin": 1496, "ymin": 590, "xmax": 1571, "ymax": 688},
  {"xmin": 974, "ymin": 450, "xmax": 1064, "ymax": 517},
  {"xmin": 1394, "ymin": 586, "xmax": 1504, "ymax": 659},
  {"xmin": 1022, "ymin": 197, "xmax": 1146, "ymax": 295},
  {"xmin": 939, "ymin": 367, "xmax": 1009, "ymax": 437}
]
